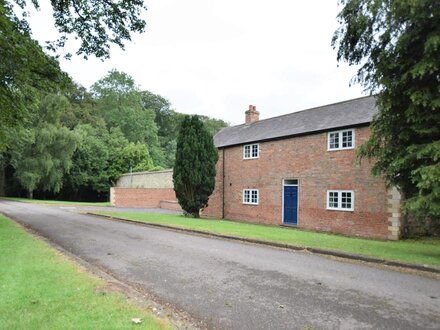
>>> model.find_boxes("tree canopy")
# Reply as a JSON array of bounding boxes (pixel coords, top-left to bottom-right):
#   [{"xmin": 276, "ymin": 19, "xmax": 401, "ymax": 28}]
[
  {"xmin": 333, "ymin": 0, "xmax": 440, "ymax": 225},
  {"xmin": 173, "ymin": 115, "xmax": 219, "ymax": 217},
  {"xmin": 91, "ymin": 70, "xmax": 165, "ymax": 166},
  {"xmin": 1, "ymin": 70, "xmax": 227, "ymax": 201},
  {"xmin": 0, "ymin": 1, "xmax": 68, "ymax": 150},
  {"xmin": 0, "ymin": 0, "xmax": 147, "ymax": 151},
  {"xmin": 8, "ymin": 95, "xmax": 78, "ymax": 198},
  {"xmin": 9, "ymin": 0, "xmax": 147, "ymax": 59}
]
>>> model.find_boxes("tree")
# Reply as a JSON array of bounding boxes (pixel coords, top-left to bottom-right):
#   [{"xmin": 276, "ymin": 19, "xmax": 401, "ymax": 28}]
[
  {"xmin": 7, "ymin": 0, "xmax": 147, "ymax": 59},
  {"xmin": 141, "ymin": 90, "xmax": 229, "ymax": 168},
  {"xmin": 142, "ymin": 91, "xmax": 180, "ymax": 168},
  {"xmin": 60, "ymin": 83, "xmax": 99, "ymax": 129},
  {"xmin": 9, "ymin": 95, "xmax": 78, "ymax": 198},
  {"xmin": 113, "ymin": 142, "xmax": 154, "ymax": 175},
  {"xmin": 173, "ymin": 115, "xmax": 218, "ymax": 217},
  {"xmin": 91, "ymin": 70, "xmax": 165, "ymax": 166},
  {"xmin": 1, "ymin": 0, "xmax": 147, "ymax": 150},
  {"xmin": 0, "ymin": 1, "xmax": 68, "ymax": 151},
  {"xmin": 199, "ymin": 115, "xmax": 229, "ymax": 137},
  {"xmin": 63, "ymin": 123, "xmax": 114, "ymax": 198},
  {"xmin": 332, "ymin": 0, "xmax": 440, "ymax": 223}
]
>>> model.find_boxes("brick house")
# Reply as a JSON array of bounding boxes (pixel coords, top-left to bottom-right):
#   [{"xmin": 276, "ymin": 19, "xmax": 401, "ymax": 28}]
[{"xmin": 202, "ymin": 96, "xmax": 402, "ymax": 240}]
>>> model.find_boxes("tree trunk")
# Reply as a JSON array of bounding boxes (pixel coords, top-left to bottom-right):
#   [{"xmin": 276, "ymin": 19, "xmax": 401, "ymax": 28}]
[{"xmin": 28, "ymin": 190, "xmax": 33, "ymax": 199}]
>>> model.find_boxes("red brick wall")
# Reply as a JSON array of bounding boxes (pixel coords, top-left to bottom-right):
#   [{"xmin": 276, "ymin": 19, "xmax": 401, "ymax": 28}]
[
  {"xmin": 203, "ymin": 126, "xmax": 390, "ymax": 239},
  {"xmin": 113, "ymin": 188, "xmax": 178, "ymax": 208}
]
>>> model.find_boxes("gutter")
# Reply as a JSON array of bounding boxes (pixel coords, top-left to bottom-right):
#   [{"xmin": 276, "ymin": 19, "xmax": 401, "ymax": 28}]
[
  {"xmin": 215, "ymin": 122, "xmax": 370, "ymax": 149},
  {"xmin": 222, "ymin": 148, "xmax": 225, "ymax": 219}
]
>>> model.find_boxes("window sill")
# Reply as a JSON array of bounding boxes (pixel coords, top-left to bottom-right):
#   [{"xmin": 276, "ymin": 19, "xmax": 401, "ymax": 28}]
[
  {"xmin": 327, "ymin": 147, "xmax": 355, "ymax": 152},
  {"xmin": 326, "ymin": 207, "xmax": 354, "ymax": 212}
]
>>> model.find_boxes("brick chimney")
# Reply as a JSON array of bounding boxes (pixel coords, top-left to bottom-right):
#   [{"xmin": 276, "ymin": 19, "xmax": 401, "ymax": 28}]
[{"xmin": 245, "ymin": 105, "xmax": 259, "ymax": 125}]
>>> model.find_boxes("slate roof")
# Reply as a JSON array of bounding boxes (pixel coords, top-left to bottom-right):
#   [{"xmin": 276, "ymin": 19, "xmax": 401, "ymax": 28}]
[{"xmin": 214, "ymin": 96, "xmax": 377, "ymax": 148}]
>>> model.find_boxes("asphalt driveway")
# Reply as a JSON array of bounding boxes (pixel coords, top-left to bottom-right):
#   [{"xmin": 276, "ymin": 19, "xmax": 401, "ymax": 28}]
[{"xmin": 1, "ymin": 200, "xmax": 439, "ymax": 329}]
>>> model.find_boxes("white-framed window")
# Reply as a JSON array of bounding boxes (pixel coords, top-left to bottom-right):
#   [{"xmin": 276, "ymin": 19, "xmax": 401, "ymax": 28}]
[
  {"xmin": 328, "ymin": 129, "xmax": 355, "ymax": 150},
  {"xmin": 243, "ymin": 144, "xmax": 259, "ymax": 159},
  {"xmin": 327, "ymin": 190, "xmax": 354, "ymax": 211},
  {"xmin": 243, "ymin": 189, "xmax": 259, "ymax": 205}
]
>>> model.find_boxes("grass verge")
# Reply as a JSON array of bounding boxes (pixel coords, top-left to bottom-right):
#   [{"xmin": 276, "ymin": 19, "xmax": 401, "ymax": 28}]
[
  {"xmin": 97, "ymin": 212, "xmax": 440, "ymax": 267},
  {"xmin": 1, "ymin": 197, "xmax": 111, "ymax": 207},
  {"xmin": 0, "ymin": 214, "xmax": 170, "ymax": 329}
]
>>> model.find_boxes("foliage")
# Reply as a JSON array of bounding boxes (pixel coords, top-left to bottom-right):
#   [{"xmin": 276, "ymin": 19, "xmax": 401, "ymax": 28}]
[
  {"xmin": 1, "ymin": 0, "xmax": 146, "ymax": 151},
  {"xmin": 113, "ymin": 142, "xmax": 154, "ymax": 175},
  {"xmin": 0, "ymin": 1, "xmax": 68, "ymax": 150},
  {"xmin": 199, "ymin": 115, "xmax": 229, "ymax": 137},
  {"xmin": 91, "ymin": 70, "xmax": 165, "ymax": 167},
  {"xmin": 2, "ymin": 69, "xmax": 227, "ymax": 201},
  {"xmin": 141, "ymin": 91, "xmax": 228, "ymax": 168},
  {"xmin": 64, "ymin": 124, "xmax": 114, "ymax": 195},
  {"xmin": 8, "ymin": 95, "xmax": 78, "ymax": 198},
  {"xmin": 142, "ymin": 91, "xmax": 181, "ymax": 168},
  {"xmin": 9, "ymin": 0, "xmax": 147, "ymax": 59},
  {"xmin": 333, "ymin": 0, "xmax": 440, "ymax": 222},
  {"xmin": 62, "ymin": 125, "xmax": 156, "ymax": 197},
  {"xmin": 173, "ymin": 115, "xmax": 218, "ymax": 217},
  {"xmin": 60, "ymin": 83, "xmax": 99, "ymax": 129}
]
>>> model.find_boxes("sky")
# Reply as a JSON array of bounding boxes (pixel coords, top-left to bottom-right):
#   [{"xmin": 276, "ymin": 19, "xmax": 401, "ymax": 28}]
[{"xmin": 28, "ymin": 0, "xmax": 365, "ymax": 125}]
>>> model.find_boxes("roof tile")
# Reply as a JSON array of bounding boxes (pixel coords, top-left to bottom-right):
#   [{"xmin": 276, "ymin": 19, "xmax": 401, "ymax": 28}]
[{"xmin": 214, "ymin": 96, "xmax": 376, "ymax": 147}]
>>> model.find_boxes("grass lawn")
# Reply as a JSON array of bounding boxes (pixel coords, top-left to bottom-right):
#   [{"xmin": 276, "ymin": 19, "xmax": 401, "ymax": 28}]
[
  {"xmin": 0, "ymin": 214, "xmax": 170, "ymax": 330},
  {"xmin": 98, "ymin": 212, "xmax": 440, "ymax": 268},
  {"xmin": 1, "ymin": 197, "xmax": 111, "ymax": 207}
]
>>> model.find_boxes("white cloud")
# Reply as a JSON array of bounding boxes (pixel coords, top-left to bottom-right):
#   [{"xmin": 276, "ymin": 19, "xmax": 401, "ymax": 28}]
[{"xmin": 28, "ymin": 0, "xmax": 365, "ymax": 125}]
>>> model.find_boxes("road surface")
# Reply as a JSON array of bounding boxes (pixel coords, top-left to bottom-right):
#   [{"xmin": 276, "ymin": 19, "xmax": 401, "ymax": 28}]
[{"xmin": 0, "ymin": 200, "xmax": 439, "ymax": 329}]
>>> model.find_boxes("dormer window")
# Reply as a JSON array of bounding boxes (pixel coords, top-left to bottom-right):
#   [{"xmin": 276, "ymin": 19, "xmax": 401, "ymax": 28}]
[
  {"xmin": 328, "ymin": 129, "xmax": 355, "ymax": 151},
  {"xmin": 243, "ymin": 144, "xmax": 259, "ymax": 159}
]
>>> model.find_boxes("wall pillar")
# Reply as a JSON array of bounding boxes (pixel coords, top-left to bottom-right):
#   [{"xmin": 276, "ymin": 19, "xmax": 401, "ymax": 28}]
[
  {"xmin": 387, "ymin": 186, "xmax": 402, "ymax": 240},
  {"xmin": 110, "ymin": 187, "xmax": 115, "ymax": 206}
]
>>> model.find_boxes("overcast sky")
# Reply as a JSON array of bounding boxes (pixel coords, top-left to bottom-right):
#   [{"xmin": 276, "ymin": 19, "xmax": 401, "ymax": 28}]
[{"xmin": 29, "ymin": 0, "xmax": 365, "ymax": 125}]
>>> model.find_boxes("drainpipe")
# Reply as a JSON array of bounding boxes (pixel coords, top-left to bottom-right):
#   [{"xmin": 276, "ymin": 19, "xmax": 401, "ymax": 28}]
[{"xmin": 222, "ymin": 148, "xmax": 225, "ymax": 219}]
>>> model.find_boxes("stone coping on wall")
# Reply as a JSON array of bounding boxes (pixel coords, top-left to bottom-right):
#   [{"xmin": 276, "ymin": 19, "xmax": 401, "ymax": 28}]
[
  {"xmin": 115, "ymin": 169, "xmax": 174, "ymax": 189},
  {"xmin": 118, "ymin": 169, "xmax": 173, "ymax": 177}
]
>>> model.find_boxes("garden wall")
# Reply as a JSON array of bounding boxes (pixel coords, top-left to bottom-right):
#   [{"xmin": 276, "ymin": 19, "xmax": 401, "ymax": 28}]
[{"xmin": 110, "ymin": 169, "xmax": 181, "ymax": 211}]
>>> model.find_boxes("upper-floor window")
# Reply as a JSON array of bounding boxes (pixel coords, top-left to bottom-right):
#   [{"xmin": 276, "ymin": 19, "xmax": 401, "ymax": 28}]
[
  {"xmin": 243, "ymin": 143, "xmax": 259, "ymax": 159},
  {"xmin": 327, "ymin": 190, "xmax": 354, "ymax": 211},
  {"xmin": 243, "ymin": 189, "xmax": 259, "ymax": 205},
  {"xmin": 328, "ymin": 129, "xmax": 355, "ymax": 151}
]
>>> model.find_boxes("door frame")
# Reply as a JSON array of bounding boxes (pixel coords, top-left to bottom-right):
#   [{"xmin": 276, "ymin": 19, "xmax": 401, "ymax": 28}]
[{"xmin": 282, "ymin": 178, "xmax": 299, "ymax": 225}]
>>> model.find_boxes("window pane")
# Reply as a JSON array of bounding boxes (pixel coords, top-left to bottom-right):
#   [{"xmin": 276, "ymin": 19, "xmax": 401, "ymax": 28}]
[
  {"xmin": 342, "ymin": 130, "xmax": 353, "ymax": 148},
  {"xmin": 251, "ymin": 190, "xmax": 258, "ymax": 203},
  {"xmin": 329, "ymin": 133, "xmax": 339, "ymax": 149},
  {"xmin": 329, "ymin": 191, "xmax": 338, "ymax": 208},
  {"xmin": 244, "ymin": 145, "xmax": 251, "ymax": 158},
  {"xmin": 252, "ymin": 144, "xmax": 259, "ymax": 157},
  {"xmin": 341, "ymin": 192, "xmax": 352, "ymax": 209},
  {"xmin": 244, "ymin": 190, "xmax": 250, "ymax": 203}
]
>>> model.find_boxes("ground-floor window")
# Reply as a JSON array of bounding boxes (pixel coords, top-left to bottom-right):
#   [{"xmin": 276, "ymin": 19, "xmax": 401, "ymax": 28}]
[
  {"xmin": 326, "ymin": 190, "xmax": 354, "ymax": 211},
  {"xmin": 243, "ymin": 189, "xmax": 259, "ymax": 205}
]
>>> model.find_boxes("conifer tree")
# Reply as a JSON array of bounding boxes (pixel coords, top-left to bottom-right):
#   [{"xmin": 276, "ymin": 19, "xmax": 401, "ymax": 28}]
[{"xmin": 173, "ymin": 115, "xmax": 218, "ymax": 217}]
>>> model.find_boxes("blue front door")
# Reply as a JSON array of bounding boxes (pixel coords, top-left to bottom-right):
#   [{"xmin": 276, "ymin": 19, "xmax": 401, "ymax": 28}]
[{"xmin": 283, "ymin": 185, "xmax": 298, "ymax": 225}]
